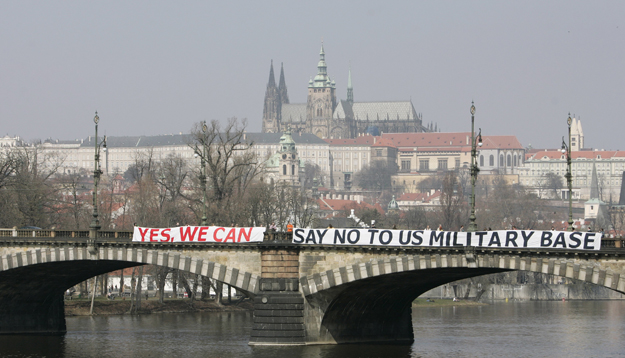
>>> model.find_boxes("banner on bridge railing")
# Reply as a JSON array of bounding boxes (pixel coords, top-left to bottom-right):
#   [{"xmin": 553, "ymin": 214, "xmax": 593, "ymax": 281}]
[
  {"xmin": 292, "ymin": 229, "xmax": 602, "ymax": 251},
  {"xmin": 132, "ymin": 226, "xmax": 265, "ymax": 243}
]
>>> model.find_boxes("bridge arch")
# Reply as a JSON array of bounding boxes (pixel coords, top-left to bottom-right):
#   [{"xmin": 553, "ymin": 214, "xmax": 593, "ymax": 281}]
[
  {"xmin": 0, "ymin": 246, "xmax": 260, "ymax": 295},
  {"xmin": 298, "ymin": 252, "xmax": 624, "ymax": 344},
  {"xmin": 301, "ymin": 253, "xmax": 624, "ymax": 296}
]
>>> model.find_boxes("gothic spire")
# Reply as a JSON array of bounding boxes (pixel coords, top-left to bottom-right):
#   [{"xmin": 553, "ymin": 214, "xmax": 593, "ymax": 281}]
[
  {"xmin": 347, "ymin": 66, "xmax": 353, "ymax": 104},
  {"xmin": 590, "ymin": 164, "xmax": 600, "ymax": 199},
  {"xmin": 310, "ymin": 43, "xmax": 335, "ymax": 88},
  {"xmin": 278, "ymin": 62, "xmax": 289, "ymax": 104},
  {"xmin": 267, "ymin": 60, "xmax": 276, "ymax": 88},
  {"xmin": 263, "ymin": 60, "xmax": 281, "ymax": 133},
  {"xmin": 318, "ymin": 43, "xmax": 327, "ymax": 76}
]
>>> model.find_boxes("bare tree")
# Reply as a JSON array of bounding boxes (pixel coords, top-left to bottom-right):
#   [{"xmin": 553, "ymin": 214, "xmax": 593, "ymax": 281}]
[
  {"xmin": 188, "ymin": 118, "xmax": 261, "ymax": 225},
  {"xmin": 538, "ymin": 172, "xmax": 563, "ymax": 199},
  {"xmin": 302, "ymin": 163, "xmax": 323, "ymax": 189},
  {"xmin": 436, "ymin": 171, "xmax": 466, "ymax": 230},
  {"xmin": 354, "ymin": 160, "xmax": 396, "ymax": 191}
]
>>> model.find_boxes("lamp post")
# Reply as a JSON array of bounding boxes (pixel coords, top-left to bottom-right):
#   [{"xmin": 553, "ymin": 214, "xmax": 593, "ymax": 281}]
[
  {"xmin": 194, "ymin": 121, "xmax": 208, "ymax": 226},
  {"xmin": 468, "ymin": 102, "xmax": 483, "ymax": 232},
  {"xmin": 89, "ymin": 112, "xmax": 107, "ymax": 241},
  {"xmin": 561, "ymin": 114, "xmax": 574, "ymax": 231}
]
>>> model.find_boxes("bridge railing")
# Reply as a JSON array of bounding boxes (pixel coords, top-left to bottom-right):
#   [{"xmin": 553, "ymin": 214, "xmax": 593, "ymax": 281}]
[
  {"xmin": 0, "ymin": 229, "xmax": 133, "ymax": 239},
  {"xmin": 600, "ymin": 237, "xmax": 623, "ymax": 249},
  {"xmin": 263, "ymin": 231, "xmax": 292, "ymax": 242},
  {"xmin": 0, "ymin": 228, "xmax": 622, "ymax": 249}
]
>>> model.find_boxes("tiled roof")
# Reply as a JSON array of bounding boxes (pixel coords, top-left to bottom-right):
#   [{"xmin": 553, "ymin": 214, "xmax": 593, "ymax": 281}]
[
  {"xmin": 324, "ymin": 135, "xmax": 396, "ymax": 148},
  {"xmin": 334, "ymin": 101, "xmax": 418, "ymax": 121},
  {"xmin": 398, "ymin": 191, "xmax": 442, "ymax": 203},
  {"xmin": 526, "ymin": 150, "xmax": 625, "ymax": 161},
  {"xmin": 382, "ymin": 132, "xmax": 472, "ymax": 147},
  {"xmin": 324, "ymin": 136, "xmax": 376, "ymax": 146},
  {"xmin": 79, "ymin": 132, "xmax": 327, "ymax": 148},
  {"xmin": 372, "ymin": 137, "xmax": 396, "ymax": 148},
  {"xmin": 281, "ymin": 104, "xmax": 307, "ymax": 123},
  {"xmin": 246, "ymin": 133, "xmax": 328, "ymax": 145},
  {"xmin": 382, "ymin": 132, "xmax": 523, "ymax": 150},
  {"xmin": 480, "ymin": 136, "xmax": 524, "ymax": 150},
  {"xmin": 81, "ymin": 134, "xmax": 191, "ymax": 148}
]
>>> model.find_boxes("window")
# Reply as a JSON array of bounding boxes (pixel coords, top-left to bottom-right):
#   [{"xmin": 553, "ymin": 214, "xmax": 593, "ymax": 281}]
[
  {"xmin": 438, "ymin": 159, "xmax": 448, "ymax": 170},
  {"xmin": 420, "ymin": 159, "xmax": 429, "ymax": 171},
  {"xmin": 376, "ymin": 149, "xmax": 383, "ymax": 157},
  {"xmin": 489, "ymin": 155, "xmax": 494, "ymax": 166},
  {"xmin": 507, "ymin": 154, "xmax": 512, "ymax": 166},
  {"xmin": 500, "ymin": 154, "xmax": 504, "ymax": 167},
  {"xmin": 401, "ymin": 160, "xmax": 411, "ymax": 171},
  {"xmin": 455, "ymin": 158, "xmax": 460, "ymax": 168},
  {"xmin": 283, "ymin": 165, "xmax": 286, "ymax": 175},
  {"xmin": 292, "ymin": 165, "xmax": 295, "ymax": 175},
  {"xmin": 480, "ymin": 155, "xmax": 484, "ymax": 167}
]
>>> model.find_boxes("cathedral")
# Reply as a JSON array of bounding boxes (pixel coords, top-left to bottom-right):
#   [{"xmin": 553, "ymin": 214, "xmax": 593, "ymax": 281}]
[{"xmin": 262, "ymin": 45, "xmax": 431, "ymax": 139}]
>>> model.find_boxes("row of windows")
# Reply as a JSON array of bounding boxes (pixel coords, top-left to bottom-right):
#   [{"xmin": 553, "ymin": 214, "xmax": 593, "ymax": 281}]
[{"xmin": 479, "ymin": 154, "xmax": 523, "ymax": 167}]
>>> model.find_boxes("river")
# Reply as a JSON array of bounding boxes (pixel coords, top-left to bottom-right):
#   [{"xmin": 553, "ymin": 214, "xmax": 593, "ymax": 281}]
[{"xmin": 0, "ymin": 301, "xmax": 623, "ymax": 357}]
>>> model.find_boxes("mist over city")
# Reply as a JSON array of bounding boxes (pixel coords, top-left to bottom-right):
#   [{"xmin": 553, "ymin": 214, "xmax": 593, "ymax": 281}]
[
  {"xmin": 1, "ymin": 3, "xmax": 625, "ymax": 356},
  {"xmin": 1, "ymin": 1, "xmax": 624, "ymax": 150}
]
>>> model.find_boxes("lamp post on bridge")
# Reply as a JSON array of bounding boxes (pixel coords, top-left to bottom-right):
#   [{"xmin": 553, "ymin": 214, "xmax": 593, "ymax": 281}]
[
  {"xmin": 194, "ymin": 121, "xmax": 208, "ymax": 226},
  {"xmin": 468, "ymin": 102, "xmax": 483, "ymax": 232},
  {"xmin": 561, "ymin": 114, "xmax": 574, "ymax": 231},
  {"xmin": 89, "ymin": 112, "xmax": 107, "ymax": 242}
]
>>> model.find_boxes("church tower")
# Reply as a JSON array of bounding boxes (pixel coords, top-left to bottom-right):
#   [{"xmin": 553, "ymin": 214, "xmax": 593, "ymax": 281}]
[
  {"xmin": 278, "ymin": 126, "xmax": 301, "ymax": 185},
  {"xmin": 306, "ymin": 44, "xmax": 337, "ymax": 138},
  {"xmin": 570, "ymin": 116, "xmax": 584, "ymax": 151},
  {"xmin": 262, "ymin": 61, "xmax": 281, "ymax": 133}
]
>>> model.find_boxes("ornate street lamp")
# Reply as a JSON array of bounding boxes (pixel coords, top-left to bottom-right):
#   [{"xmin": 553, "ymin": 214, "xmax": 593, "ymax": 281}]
[
  {"xmin": 89, "ymin": 112, "xmax": 107, "ymax": 242},
  {"xmin": 468, "ymin": 102, "xmax": 483, "ymax": 232},
  {"xmin": 194, "ymin": 121, "xmax": 209, "ymax": 225},
  {"xmin": 561, "ymin": 114, "xmax": 574, "ymax": 231}
]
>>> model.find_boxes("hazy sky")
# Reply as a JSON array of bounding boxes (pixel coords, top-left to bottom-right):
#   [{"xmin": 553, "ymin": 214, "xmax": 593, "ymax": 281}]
[{"xmin": 1, "ymin": 1, "xmax": 623, "ymax": 150}]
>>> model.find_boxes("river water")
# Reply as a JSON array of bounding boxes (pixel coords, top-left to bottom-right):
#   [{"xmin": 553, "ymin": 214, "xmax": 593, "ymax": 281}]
[{"xmin": 0, "ymin": 301, "xmax": 623, "ymax": 358}]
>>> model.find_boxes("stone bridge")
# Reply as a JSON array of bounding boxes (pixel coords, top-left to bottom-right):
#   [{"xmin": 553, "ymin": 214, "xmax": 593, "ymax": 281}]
[{"xmin": 0, "ymin": 229, "xmax": 623, "ymax": 345}]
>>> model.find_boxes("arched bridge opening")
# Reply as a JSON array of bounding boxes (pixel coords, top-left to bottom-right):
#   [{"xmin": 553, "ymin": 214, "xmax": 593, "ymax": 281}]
[
  {"xmin": 0, "ymin": 246, "xmax": 260, "ymax": 335},
  {"xmin": 299, "ymin": 252, "xmax": 625, "ymax": 344}
]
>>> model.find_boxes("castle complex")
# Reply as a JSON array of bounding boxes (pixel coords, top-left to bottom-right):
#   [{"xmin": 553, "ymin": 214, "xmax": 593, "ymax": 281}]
[{"xmin": 262, "ymin": 45, "xmax": 430, "ymax": 139}]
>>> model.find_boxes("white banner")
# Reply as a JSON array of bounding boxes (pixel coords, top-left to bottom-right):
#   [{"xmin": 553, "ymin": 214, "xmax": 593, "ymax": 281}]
[
  {"xmin": 292, "ymin": 229, "xmax": 602, "ymax": 250},
  {"xmin": 132, "ymin": 226, "xmax": 266, "ymax": 243}
]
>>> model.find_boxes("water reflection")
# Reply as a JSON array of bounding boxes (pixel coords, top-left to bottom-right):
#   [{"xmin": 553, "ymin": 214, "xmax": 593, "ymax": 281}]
[{"xmin": 0, "ymin": 301, "xmax": 622, "ymax": 358}]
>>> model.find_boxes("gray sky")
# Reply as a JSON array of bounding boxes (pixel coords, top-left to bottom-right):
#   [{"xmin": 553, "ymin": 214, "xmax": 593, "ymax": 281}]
[{"xmin": 1, "ymin": 1, "xmax": 623, "ymax": 150}]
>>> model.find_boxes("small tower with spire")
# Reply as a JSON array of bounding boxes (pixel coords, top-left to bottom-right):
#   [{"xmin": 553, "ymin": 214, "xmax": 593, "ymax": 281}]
[{"xmin": 278, "ymin": 125, "xmax": 301, "ymax": 185}]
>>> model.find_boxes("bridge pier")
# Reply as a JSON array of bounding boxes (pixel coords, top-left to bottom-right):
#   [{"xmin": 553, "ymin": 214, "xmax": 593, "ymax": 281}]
[
  {"xmin": 0, "ymin": 292, "xmax": 66, "ymax": 335},
  {"xmin": 249, "ymin": 247, "xmax": 306, "ymax": 345}
]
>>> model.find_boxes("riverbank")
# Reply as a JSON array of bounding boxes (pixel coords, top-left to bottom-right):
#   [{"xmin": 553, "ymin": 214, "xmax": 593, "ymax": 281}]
[
  {"xmin": 65, "ymin": 297, "xmax": 484, "ymax": 316},
  {"xmin": 64, "ymin": 298, "xmax": 253, "ymax": 316},
  {"xmin": 412, "ymin": 298, "xmax": 487, "ymax": 307}
]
